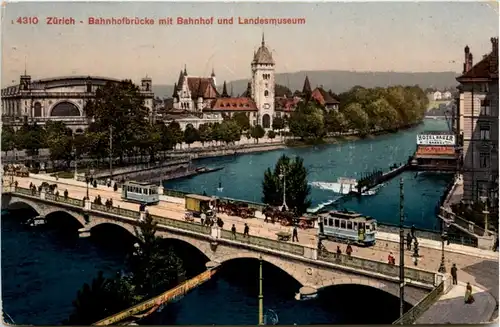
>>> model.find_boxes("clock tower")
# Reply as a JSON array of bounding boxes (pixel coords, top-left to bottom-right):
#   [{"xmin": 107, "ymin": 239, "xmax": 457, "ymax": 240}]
[{"xmin": 251, "ymin": 33, "xmax": 275, "ymax": 129}]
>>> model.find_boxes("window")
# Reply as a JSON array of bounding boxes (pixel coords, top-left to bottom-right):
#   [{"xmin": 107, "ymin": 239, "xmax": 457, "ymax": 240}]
[
  {"xmin": 480, "ymin": 125, "xmax": 491, "ymax": 140},
  {"xmin": 480, "ymin": 152, "xmax": 490, "ymax": 168},
  {"xmin": 353, "ymin": 222, "xmax": 358, "ymax": 230},
  {"xmin": 334, "ymin": 219, "xmax": 339, "ymax": 227},
  {"xmin": 480, "ymin": 99, "xmax": 491, "ymax": 116},
  {"xmin": 340, "ymin": 220, "xmax": 346, "ymax": 229},
  {"xmin": 328, "ymin": 219, "xmax": 333, "ymax": 227},
  {"xmin": 346, "ymin": 221, "xmax": 352, "ymax": 230},
  {"xmin": 264, "ymin": 90, "xmax": 269, "ymax": 97}
]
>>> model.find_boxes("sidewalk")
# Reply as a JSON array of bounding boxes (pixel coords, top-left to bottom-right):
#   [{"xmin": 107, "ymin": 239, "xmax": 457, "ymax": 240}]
[
  {"xmin": 377, "ymin": 231, "xmax": 498, "ymax": 260},
  {"xmin": 416, "ymin": 281, "xmax": 497, "ymax": 324}
]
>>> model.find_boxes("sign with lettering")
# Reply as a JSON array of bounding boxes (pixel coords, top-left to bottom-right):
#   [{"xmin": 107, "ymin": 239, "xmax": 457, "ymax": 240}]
[
  {"xmin": 416, "ymin": 146, "xmax": 456, "ymax": 155},
  {"xmin": 416, "ymin": 134, "xmax": 455, "ymax": 146}
]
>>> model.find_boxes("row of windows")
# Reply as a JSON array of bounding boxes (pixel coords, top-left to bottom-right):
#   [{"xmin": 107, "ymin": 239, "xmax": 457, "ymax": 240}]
[
  {"xmin": 262, "ymin": 74, "xmax": 271, "ymax": 80},
  {"xmin": 124, "ymin": 185, "xmax": 158, "ymax": 195},
  {"xmin": 322, "ymin": 217, "xmax": 375, "ymax": 231}
]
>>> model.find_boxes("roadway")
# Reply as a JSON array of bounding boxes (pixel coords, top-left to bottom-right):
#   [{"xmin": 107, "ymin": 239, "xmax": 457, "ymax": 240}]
[{"xmin": 10, "ymin": 175, "xmax": 499, "ymax": 322}]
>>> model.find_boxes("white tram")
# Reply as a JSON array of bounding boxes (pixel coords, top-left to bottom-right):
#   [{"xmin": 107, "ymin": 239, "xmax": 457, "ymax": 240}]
[
  {"xmin": 121, "ymin": 181, "xmax": 159, "ymax": 205},
  {"xmin": 318, "ymin": 210, "xmax": 377, "ymax": 246}
]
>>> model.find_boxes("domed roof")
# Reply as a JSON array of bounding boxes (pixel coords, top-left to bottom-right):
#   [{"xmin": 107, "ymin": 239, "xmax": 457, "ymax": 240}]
[{"xmin": 252, "ymin": 34, "xmax": 275, "ymax": 65}]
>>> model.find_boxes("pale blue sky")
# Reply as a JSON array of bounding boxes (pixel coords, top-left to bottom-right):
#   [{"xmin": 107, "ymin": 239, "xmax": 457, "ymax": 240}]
[{"xmin": 2, "ymin": 2, "xmax": 498, "ymax": 86}]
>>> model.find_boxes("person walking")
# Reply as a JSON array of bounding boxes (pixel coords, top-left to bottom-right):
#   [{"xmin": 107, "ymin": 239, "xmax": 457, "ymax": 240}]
[
  {"xmin": 292, "ymin": 226, "xmax": 299, "ymax": 242},
  {"xmin": 346, "ymin": 244, "xmax": 353, "ymax": 259},
  {"xmin": 244, "ymin": 223, "xmax": 249, "ymax": 237},
  {"xmin": 411, "ymin": 224, "xmax": 416, "ymax": 238},
  {"xmin": 231, "ymin": 224, "xmax": 236, "ymax": 239},
  {"xmin": 336, "ymin": 245, "xmax": 342, "ymax": 259},
  {"xmin": 406, "ymin": 232, "xmax": 412, "ymax": 250},
  {"xmin": 451, "ymin": 263, "xmax": 458, "ymax": 285},
  {"xmin": 464, "ymin": 282, "xmax": 475, "ymax": 304}
]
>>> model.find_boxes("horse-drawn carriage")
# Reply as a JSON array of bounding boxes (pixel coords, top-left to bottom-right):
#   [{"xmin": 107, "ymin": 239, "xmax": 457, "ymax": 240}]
[
  {"xmin": 3, "ymin": 164, "xmax": 29, "ymax": 177},
  {"xmin": 263, "ymin": 206, "xmax": 317, "ymax": 229},
  {"xmin": 184, "ymin": 194, "xmax": 216, "ymax": 222},
  {"xmin": 217, "ymin": 200, "xmax": 256, "ymax": 219}
]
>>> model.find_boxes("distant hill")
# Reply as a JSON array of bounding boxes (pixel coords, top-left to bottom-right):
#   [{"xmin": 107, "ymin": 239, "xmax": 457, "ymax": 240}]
[{"xmin": 152, "ymin": 70, "xmax": 459, "ymax": 98}]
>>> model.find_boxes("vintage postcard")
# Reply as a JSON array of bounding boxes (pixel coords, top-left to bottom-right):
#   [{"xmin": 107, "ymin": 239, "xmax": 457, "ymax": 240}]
[{"xmin": 1, "ymin": 1, "xmax": 498, "ymax": 325}]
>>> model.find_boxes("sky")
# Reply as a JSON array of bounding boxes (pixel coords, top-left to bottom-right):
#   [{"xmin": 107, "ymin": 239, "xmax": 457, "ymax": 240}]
[{"xmin": 1, "ymin": 1, "xmax": 499, "ymax": 86}]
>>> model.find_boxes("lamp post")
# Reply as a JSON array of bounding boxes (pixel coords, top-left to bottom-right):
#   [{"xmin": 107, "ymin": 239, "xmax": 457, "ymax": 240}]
[
  {"xmin": 73, "ymin": 133, "xmax": 78, "ymax": 180},
  {"xmin": 438, "ymin": 222, "xmax": 448, "ymax": 273},
  {"xmin": 398, "ymin": 178, "xmax": 405, "ymax": 321},
  {"xmin": 480, "ymin": 192, "xmax": 490, "ymax": 236},
  {"xmin": 85, "ymin": 168, "xmax": 95, "ymax": 200},
  {"xmin": 258, "ymin": 255, "xmax": 264, "ymax": 326},
  {"xmin": 279, "ymin": 165, "xmax": 288, "ymax": 211},
  {"xmin": 109, "ymin": 125, "xmax": 113, "ymax": 181}
]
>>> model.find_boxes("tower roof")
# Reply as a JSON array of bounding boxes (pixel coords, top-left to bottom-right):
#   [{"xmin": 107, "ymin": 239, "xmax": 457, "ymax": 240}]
[
  {"xmin": 302, "ymin": 75, "xmax": 312, "ymax": 95},
  {"xmin": 252, "ymin": 33, "xmax": 275, "ymax": 65},
  {"xmin": 221, "ymin": 81, "xmax": 229, "ymax": 97}
]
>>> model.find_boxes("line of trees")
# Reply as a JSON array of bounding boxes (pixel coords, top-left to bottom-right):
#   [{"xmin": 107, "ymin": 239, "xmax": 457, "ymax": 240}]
[
  {"xmin": 289, "ymin": 85, "xmax": 429, "ymax": 140},
  {"xmin": 2, "ymin": 82, "xmax": 428, "ymax": 166},
  {"xmin": 64, "ymin": 214, "xmax": 186, "ymax": 325}
]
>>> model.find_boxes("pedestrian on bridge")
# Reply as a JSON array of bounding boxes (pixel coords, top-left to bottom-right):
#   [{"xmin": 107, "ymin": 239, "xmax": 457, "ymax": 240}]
[
  {"xmin": 231, "ymin": 224, "xmax": 236, "ymax": 238},
  {"xmin": 406, "ymin": 232, "xmax": 412, "ymax": 250},
  {"xmin": 346, "ymin": 244, "xmax": 353, "ymax": 259},
  {"xmin": 411, "ymin": 224, "xmax": 416, "ymax": 238},
  {"xmin": 336, "ymin": 245, "xmax": 342, "ymax": 259},
  {"xmin": 244, "ymin": 223, "xmax": 249, "ymax": 237},
  {"xmin": 292, "ymin": 226, "xmax": 299, "ymax": 242},
  {"xmin": 451, "ymin": 263, "xmax": 458, "ymax": 285}
]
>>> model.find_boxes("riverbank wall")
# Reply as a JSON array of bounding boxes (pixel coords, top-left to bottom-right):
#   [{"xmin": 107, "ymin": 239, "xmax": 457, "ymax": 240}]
[{"xmin": 86, "ymin": 143, "xmax": 285, "ymax": 183}]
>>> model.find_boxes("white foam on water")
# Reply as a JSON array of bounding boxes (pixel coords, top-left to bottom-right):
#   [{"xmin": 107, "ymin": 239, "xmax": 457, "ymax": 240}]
[{"xmin": 307, "ymin": 198, "xmax": 340, "ymax": 213}]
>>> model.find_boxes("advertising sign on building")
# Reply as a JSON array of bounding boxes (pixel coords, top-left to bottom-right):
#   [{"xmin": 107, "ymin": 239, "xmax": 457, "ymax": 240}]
[
  {"xmin": 416, "ymin": 134, "xmax": 455, "ymax": 146},
  {"xmin": 416, "ymin": 146, "xmax": 456, "ymax": 156}
]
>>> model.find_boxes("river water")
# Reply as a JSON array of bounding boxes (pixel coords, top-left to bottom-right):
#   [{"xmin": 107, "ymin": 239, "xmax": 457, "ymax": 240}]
[{"xmin": 2, "ymin": 119, "xmax": 448, "ymax": 325}]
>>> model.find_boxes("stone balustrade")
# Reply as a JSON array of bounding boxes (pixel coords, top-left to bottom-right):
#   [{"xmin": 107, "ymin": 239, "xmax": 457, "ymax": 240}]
[{"xmin": 7, "ymin": 186, "xmax": 438, "ymax": 286}]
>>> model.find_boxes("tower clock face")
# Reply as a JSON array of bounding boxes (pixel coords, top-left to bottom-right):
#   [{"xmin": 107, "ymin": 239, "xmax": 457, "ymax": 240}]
[{"xmin": 263, "ymin": 103, "xmax": 270, "ymax": 109}]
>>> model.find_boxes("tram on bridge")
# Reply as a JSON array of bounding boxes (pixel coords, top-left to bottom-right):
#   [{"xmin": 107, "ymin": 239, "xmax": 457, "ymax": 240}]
[
  {"xmin": 121, "ymin": 181, "xmax": 159, "ymax": 205},
  {"xmin": 318, "ymin": 210, "xmax": 377, "ymax": 246}
]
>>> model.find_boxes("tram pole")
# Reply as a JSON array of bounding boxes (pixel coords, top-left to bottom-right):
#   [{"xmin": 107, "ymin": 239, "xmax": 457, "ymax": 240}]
[
  {"xmin": 258, "ymin": 255, "xmax": 264, "ymax": 325},
  {"xmin": 109, "ymin": 125, "xmax": 113, "ymax": 181},
  {"xmin": 399, "ymin": 178, "xmax": 405, "ymax": 322}
]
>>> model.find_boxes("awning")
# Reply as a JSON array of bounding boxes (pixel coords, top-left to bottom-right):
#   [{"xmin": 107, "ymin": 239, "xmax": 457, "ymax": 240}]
[{"xmin": 416, "ymin": 155, "xmax": 457, "ymax": 160}]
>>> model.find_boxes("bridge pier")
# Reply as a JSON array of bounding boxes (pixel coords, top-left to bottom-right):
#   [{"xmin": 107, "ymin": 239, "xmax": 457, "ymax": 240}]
[
  {"xmin": 78, "ymin": 227, "xmax": 91, "ymax": 238},
  {"xmin": 295, "ymin": 286, "xmax": 318, "ymax": 301}
]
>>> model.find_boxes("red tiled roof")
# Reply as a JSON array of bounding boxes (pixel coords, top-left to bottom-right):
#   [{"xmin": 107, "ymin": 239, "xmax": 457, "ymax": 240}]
[
  {"xmin": 208, "ymin": 97, "xmax": 257, "ymax": 111},
  {"xmin": 457, "ymin": 54, "xmax": 493, "ymax": 81},
  {"xmin": 311, "ymin": 87, "xmax": 340, "ymax": 106},
  {"xmin": 187, "ymin": 77, "xmax": 219, "ymax": 99},
  {"xmin": 275, "ymin": 97, "xmax": 300, "ymax": 112}
]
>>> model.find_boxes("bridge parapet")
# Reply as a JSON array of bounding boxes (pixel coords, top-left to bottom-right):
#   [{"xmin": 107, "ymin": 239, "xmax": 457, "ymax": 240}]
[
  {"xmin": 392, "ymin": 281, "xmax": 446, "ymax": 325},
  {"xmin": 4, "ymin": 187, "xmax": 438, "ymax": 288}
]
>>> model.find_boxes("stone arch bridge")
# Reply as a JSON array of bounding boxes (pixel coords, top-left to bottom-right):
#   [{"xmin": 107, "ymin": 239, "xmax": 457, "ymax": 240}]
[{"xmin": 2, "ymin": 192, "xmax": 439, "ymax": 305}]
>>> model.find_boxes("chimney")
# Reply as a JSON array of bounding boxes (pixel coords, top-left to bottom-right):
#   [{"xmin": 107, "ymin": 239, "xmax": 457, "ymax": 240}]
[
  {"xmin": 463, "ymin": 45, "xmax": 471, "ymax": 74},
  {"xmin": 490, "ymin": 37, "xmax": 498, "ymax": 76},
  {"xmin": 467, "ymin": 53, "xmax": 473, "ymax": 71}
]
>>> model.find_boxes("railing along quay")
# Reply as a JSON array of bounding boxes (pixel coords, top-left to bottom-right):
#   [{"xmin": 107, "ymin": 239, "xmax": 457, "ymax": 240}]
[
  {"xmin": 6, "ymin": 186, "xmax": 438, "ymax": 286},
  {"xmin": 392, "ymin": 281, "xmax": 445, "ymax": 325}
]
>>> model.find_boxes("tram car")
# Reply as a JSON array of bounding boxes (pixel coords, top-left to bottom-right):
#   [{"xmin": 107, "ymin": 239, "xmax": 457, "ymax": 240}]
[
  {"xmin": 318, "ymin": 210, "xmax": 377, "ymax": 246},
  {"xmin": 121, "ymin": 181, "xmax": 159, "ymax": 205}
]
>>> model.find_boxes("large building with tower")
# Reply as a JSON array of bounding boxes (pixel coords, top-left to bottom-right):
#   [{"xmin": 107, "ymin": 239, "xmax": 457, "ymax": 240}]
[
  {"xmin": 1, "ymin": 75, "xmax": 154, "ymax": 133},
  {"xmin": 169, "ymin": 35, "xmax": 276, "ymax": 129}
]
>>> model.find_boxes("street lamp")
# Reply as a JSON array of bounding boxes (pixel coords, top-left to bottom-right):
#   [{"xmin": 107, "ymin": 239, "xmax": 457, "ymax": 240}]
[
  {"xmin": 72, "ymin": 133, "xmax": 78, "ymax": 180},
  {"xmin": 438, "ymin": 222, "xmax": 448, "ymax": 273},
  {"xmin": 85, "ymin": 168, "xmax": 95, "ymax": 200},
  {"xmin": 480, "ymin": 192, "xmax": 490, "ymax": 236},
  {"xmin": 279, "ymin": 165, "xmax": 288, "ymax": 211}
]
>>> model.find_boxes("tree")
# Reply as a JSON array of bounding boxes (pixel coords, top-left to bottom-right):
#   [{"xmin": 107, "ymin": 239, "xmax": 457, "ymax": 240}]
[
  {"xmin": 64, "ymin": 271, "xmax": 136, "ymax": 325},
  {"xmin": 250, "ymin": 125, "xmax": 265, "ymax": 143},
  {"xmin": 45, "ymin": 121, "xmax": 74, "ymax": 167},
  {"xmin": 231, "ymin": 112, "xmax": 250, "ymax": 132},
  {"xmin": 288, "ymin": 101, "xmax": 325, "ymax": 140},
  {"xmin": 1, "ymin": 125, "xmax": 16, "ymax": 157},
  {"xmin": 66, "ymin": 213, "xmax": 186, "ymax": 325},
  {"xmin": 342, "ymin": 102, "xmax": 369, "ymax": 135},
  {"xmin": 168, "ymin": 121, "xmax": 184, "ymax": 149},
  {"xmin": 198, "ymin": 124, "xmax": 212, "ymax": 146},
  {"xmin": 267, "ymin": 130, "xmax": 276, "ymax": 139},
  {"xmin": 183, "ymin": 125, "xmax": 199, "ymax": 148},
  {"xmin": 262, "ymin": 154, "xmax": 311, "ymax": 215},
  {"xmin": 272, "ymin": 117, "xmax": 285, "ymax": 131},
  {"xmin": 129, "ymin": 213, "xmax": 186, "ymax": 298},
  {"xmin": 15, "ymin": 122, "xmax": 45, "ymax": 156},
  {"xmin": 219, "ymin": 120, "xmax": 241, "ymax": 145},
  {"xmin": 84, "ymin": 80, "xmax": 150, "ymax": 163},
  {"xmin": 324, "ymin": 110, "xmax": 347, "ymax": 135}
]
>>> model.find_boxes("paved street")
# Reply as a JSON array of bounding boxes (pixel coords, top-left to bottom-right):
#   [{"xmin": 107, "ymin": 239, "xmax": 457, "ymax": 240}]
[
  {"xmin": 9, "ymin": 175, "xmax": 500, "ymax": 322},
  {"xmin": 416, "ymin": 282, "xmax": 497, "ymax": 324}
]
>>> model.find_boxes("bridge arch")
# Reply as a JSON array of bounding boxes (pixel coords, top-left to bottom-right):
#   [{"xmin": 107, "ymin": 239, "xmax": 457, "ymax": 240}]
[
  {"xmin": 89, "ymin": 220, "xmax": 137, "ymax": 238},
  {"xmin": 5, "ymin": 198, "xmax": 43, "ymax": 215},
  {"xmin": 216, "ymin": 252, "xmax": 303, "ymax": 286},
  {"xmin": 321, "ymin": 277, "xmax": 420, "ymax": 306},
  {"xmin": 44, "ymin": 208, "xmax": 86, "ymax": 228}
]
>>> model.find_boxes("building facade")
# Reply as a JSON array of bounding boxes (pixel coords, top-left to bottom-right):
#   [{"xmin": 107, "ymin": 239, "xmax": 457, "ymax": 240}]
[
  {"xmin": 166, "ymin": 35, "xmax": 276, "ymax": 130},
  {"xmin": 1, "ymin": 75, "xmax": 154, "ymax": 133},
  {"xmin": 456, "ymin": 37, "xmax": 499, "ymax": 202}
]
